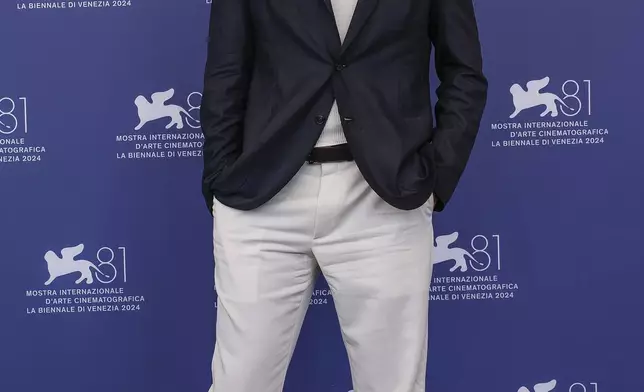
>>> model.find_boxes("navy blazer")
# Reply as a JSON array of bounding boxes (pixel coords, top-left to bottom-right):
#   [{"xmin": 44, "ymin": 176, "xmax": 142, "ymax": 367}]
[{"xmin": 201, "ymin": 0, "xmax": 487, "ymax": 213}]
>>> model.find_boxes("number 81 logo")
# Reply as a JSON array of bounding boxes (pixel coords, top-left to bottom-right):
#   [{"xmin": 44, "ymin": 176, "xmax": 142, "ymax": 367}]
[
  {"xmin": 0, "ymin": 97, "xmax": 28, "ymax": 135},
  {"xmin": 94, "ymin": 247, "xmax": 128, "ymax": 284}
]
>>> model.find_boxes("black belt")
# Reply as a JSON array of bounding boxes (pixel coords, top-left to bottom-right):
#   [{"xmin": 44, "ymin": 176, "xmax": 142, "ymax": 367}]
[{"xmin": 307, "ymin": 143, "xmax": 353, "ymax": 164}]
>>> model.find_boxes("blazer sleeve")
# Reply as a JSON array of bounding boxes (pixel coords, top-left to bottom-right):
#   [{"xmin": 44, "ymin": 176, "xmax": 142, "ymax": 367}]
[
  {"xmin": 200, "ymin": 0, "xmax": 254, "ymax": 212},
  {"xmin": 429, "ymin": 0, "xmax": 488, "ymax": 211}
]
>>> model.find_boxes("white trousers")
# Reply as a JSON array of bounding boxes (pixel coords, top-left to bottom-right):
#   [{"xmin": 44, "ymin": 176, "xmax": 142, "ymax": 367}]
[{"xmin": 209, "ymin": 161, "xmax": 434, "ymax": 392}]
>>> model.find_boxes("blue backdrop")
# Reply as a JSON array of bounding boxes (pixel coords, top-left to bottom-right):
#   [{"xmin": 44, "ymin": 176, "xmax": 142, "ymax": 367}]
[{"xmin": 2, "ymin": 0, "xmax": 643, "ymax": 391}]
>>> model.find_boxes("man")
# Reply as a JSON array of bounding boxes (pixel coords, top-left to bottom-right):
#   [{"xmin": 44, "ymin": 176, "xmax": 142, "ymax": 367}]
[{"xmin": 201, "ymin": 0, "xmax": 487, "ymax": 391}]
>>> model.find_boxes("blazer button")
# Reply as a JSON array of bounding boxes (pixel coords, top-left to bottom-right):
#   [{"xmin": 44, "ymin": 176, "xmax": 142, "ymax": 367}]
[
  {"xmin": 314, "ymin": 115, "xmax": 326, "ymax": 125},
  {"xmin": 335, "ymin": 64, "xmax": 347, "ymax": 71}
]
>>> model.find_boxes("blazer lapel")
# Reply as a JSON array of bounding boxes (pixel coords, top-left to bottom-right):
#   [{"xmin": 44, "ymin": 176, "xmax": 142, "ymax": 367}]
[
  {"xmin": 341, "ymin": 0, "xmax": 378, "ymax": 53},
  {"xmin": 319, "ymin": 0, "xmax": 342, "ymax": 56},
  {"xmin": 270, "ymin": 0, "xmax": 340, "ymax": 59},
  {"xmin": 322, "ymin": 0, "xmax": 332, "ymax": 14}
]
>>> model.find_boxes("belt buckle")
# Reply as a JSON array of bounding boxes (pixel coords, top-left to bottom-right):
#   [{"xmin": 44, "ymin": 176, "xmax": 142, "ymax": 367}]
[
  {"xmin": 306, "ymin": 149, "xmax": 321, "ymax": 164},
  {"xmin": 307, "ymin": 157, "xmax": 320, "ymax": 165}
]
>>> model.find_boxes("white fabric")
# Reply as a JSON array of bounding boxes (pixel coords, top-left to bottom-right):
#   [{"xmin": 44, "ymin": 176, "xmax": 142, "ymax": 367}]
[
  {"xmin": 209, "ymin": 162, "xmax": 434, "ymax": 392},
  {"xmin": 314, "ymin": 0, "xmax": 358, "ymax": 147},
  {"xmin": 331, "ymin": 0, "xmax": 359, "ymax": 41}
]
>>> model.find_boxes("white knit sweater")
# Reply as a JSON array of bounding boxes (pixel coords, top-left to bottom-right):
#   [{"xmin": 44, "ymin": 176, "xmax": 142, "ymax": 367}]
[{"xmin": 314, "ymin": 0, "xmax": 358, "ymax": 147}]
